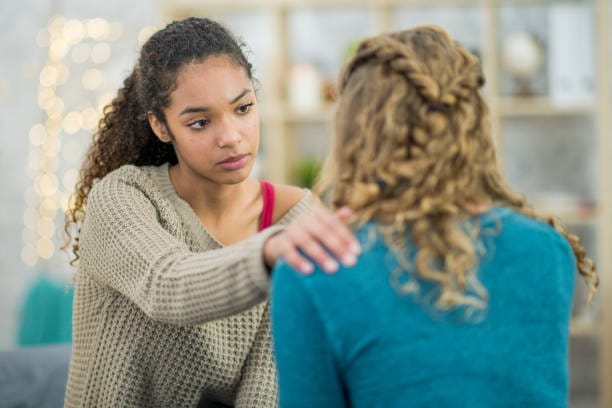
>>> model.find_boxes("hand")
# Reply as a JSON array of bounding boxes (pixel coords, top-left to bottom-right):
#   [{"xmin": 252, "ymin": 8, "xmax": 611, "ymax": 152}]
[{"xmin": 263, "ymin": 206, "xmax": 361, "ymax": 274}]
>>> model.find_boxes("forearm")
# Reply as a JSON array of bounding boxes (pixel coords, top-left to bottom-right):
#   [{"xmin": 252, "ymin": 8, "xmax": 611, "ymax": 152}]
[
  {"xmin": 81, "ymin": 176, "xmax": 284, "ymax": 326},
  {"xmin": 133, "ymin": 226, "xmax": 282, "ymax": 325}
]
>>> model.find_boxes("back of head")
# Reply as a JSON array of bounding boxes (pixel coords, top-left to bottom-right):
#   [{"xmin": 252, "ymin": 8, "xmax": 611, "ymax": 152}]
[
  {"xmin": 329, "ymin": 25, "xmax": 501, "ymax": 219},
  {"xmin": 317, "ymin": 25, "xmax": 597, "ymax": 312}
]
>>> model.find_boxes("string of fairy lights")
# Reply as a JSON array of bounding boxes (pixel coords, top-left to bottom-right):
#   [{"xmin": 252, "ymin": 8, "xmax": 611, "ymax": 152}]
[{"xmin": 22, "ymin": 15, "xmax": 158, "ymax": 267}]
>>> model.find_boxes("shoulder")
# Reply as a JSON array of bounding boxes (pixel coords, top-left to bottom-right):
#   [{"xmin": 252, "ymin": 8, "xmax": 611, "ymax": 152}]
[
  {"xmin": 493, "ymin": 208, "xmax": 576, "ymax": 268},
  {"xmin": 88, "ymin": 164, "xmax": 168, "ymax": 213},
  {"xmin": 500, "ymin": 209, "xmax": 570, "ymax": 245},
  {"xmin": 273, "ymin": 183, "xmax": 307, "ymax": 210},
  {"xmin": 92, "ymin": 164, "xmax": 169, "ymax": 194},
  {"xmin": 93, "ymin": 164, "xmax": 148, "ymax": 191},
  {"xmin": 271, "ymin": 183, "xmax": 319, "ymax": 224}
]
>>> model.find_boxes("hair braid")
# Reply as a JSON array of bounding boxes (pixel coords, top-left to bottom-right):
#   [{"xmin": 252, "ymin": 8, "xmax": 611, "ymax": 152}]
[{"xmin": 315, "ymin": 24, "xmax": 598, "ymax": 313}]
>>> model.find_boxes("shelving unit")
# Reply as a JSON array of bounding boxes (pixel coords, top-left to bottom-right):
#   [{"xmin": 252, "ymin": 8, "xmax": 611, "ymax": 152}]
[{"xmin": 162, "ymin": 1, "xmax": 610, "ymax": 406}]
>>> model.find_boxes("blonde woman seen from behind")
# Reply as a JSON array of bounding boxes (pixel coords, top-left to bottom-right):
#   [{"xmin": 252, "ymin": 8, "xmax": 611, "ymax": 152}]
[{"xmin": 271, "ymin": 25, "xmax": 597, "ymax": 408}]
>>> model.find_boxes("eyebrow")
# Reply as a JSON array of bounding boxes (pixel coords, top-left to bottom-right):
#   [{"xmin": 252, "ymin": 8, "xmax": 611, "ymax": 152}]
[{"xmin": 179, "ymin": 89, "xmax": 252, "ymax": 116}]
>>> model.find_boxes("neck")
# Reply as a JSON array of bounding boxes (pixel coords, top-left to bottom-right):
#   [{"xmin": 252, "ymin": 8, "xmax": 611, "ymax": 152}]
[
  {"xmin": 465, "ymin": 201, "xmax": 493, "ymax": 215},
  {"xmin": 168, "ymin": 163, "xmax": 255, "ymax": 219}
]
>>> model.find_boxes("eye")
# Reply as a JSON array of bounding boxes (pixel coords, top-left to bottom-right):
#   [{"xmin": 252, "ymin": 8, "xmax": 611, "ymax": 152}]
[
  {"xmin": 237, "ymin": 102, "xmax": 253, "ymax": 115},
  {"xmin": 188, "ymin": 119, "xmax": 210, "ymax": 129}
]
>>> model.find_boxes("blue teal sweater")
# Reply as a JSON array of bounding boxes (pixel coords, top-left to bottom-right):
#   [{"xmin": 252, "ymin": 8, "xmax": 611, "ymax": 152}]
[{"xmin": 271, "ymin": 207, "xmax": 576, "ymax": 408}]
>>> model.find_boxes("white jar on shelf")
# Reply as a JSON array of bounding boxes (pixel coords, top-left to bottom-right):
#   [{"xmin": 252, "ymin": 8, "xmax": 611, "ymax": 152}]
[{"xmin": 287, "ymin": 63, "xmax": 322, "ymax": 112}]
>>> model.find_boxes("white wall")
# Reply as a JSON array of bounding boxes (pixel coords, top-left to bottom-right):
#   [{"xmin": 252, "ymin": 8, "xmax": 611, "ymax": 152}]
[{"xmin": 0, "ymin": 0, "xmax": 162, "ymax": 349}]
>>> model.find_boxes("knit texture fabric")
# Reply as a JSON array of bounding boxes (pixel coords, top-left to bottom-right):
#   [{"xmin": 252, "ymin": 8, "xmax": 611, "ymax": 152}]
[{"xmin": 64, "ymin": 163, "xmax": 313, "ymax": 408}]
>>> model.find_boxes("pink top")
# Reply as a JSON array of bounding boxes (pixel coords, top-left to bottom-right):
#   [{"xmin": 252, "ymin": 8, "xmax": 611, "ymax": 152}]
[{"xmin": 259, "ymin": 180, "xmax": 275, "ymax": 231}]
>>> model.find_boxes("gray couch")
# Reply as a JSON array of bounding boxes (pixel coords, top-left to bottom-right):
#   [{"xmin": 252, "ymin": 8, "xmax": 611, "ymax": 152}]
[{"xmin": 0, "ymin": 344, "xmax": 71, "ymax": 408}]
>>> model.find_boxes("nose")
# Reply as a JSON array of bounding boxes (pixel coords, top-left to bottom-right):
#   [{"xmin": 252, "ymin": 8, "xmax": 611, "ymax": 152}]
[{"xmin": 216, "ymin": 116, "xmax": 242, "ymax": 148}]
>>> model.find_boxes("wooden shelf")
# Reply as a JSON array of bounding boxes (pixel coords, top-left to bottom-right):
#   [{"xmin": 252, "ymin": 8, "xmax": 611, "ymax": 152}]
[
  {"xmin": 167, "ymin": 0, "xmax": 589, "ymax": 10},
  {"xmin": 262, "ymin": 98, "xmax": 596, "ymax": 122},
  {"xmin": 495, "ymin": 0, "xmax": 592, "ymax": 5},
  {"xmin": 168, "ymin": 0, "xmax": 483, "ymax": 14},
  {"xmin": 535, "ymin": 207, "xmax": 598, "ymax": 226},
  {"xmin": 571, "ymin": 318, "xmax": 599, "ymax": 337},
  {"xmin": 498, "ymin": 97, "xmax": 594, "ymax": 117},
  {"xmin": 260, "ymin": 102, "xmax": 337, "ymax": 123}
]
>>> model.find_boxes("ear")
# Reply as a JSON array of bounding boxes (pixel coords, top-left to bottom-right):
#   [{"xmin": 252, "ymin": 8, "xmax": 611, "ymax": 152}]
[{"xmin": 147, "ymin": 112, "xmax": 172, "ymax": 143}]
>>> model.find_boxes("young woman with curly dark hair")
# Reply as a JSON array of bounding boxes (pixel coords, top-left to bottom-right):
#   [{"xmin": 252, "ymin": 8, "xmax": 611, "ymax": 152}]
[{"xmin": 63, "ymin": 17, "xmax": 360, "ymax": 407}]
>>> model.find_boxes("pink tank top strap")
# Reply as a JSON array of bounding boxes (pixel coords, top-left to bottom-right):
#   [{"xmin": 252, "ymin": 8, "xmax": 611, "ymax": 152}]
[{"xmin": 259, "ymin": 180, "xmax": 275, "ymax": 231}]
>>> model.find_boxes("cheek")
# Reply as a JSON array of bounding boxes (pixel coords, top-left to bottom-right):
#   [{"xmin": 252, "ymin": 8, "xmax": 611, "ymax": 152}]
[
  {"xmin": 242, "ymin": 117, "xmax": 260, "ymax": 141},
  {"xmin": 174, "ymin": 134, "xmax": 215, "ymax": 160}
]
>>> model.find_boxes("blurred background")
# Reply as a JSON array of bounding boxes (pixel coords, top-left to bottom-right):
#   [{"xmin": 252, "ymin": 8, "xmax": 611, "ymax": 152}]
[{"xmin": 0, "ymin": 0, "xmax": 609, "ymax": 407}]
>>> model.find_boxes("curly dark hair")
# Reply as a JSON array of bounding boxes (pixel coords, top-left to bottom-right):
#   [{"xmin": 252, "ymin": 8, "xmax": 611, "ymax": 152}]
[{"xmin": 64, "ymin": 17, "xmax": 254, "ymax": 264}]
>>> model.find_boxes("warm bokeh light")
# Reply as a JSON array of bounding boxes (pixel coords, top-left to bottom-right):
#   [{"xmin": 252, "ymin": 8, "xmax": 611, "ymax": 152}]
[
  {"xmin": 29, "ymin": 124, "xmax": 47, "ymax": 146},
  {"xmin": 91, "ymin": 42, "xmax": 111, "ymax": 63},
  {"xmin": 39, "ymin": 65, "xmax": 59, "ymax": 87},
  {"xmin": 62, "ymin": 169, "xmax": 79, "ymax": 191},
  {"xmin": 86, "ymin": 18, "xmax": 110, "ymax": 40},
  {"xmin": 37, "ymin": 217, "xmax": 56, "ymax": 239},
  {"xmin": 97, "ymin": 91, "xmax": 115, "ymax": 112},
  {"xmin": 49, "ymin": 39, "xmax": 69, "ymax": 60},
  {"xmin": 25, "ymin": 16, "xmax": 142, "ymax": 267},
  {"xmin": 22, "ymin": 208, "xmax": 38, "ymax": 230},
  {"xmin": 43, "ymin": 137, "xmax": 61, "ymax": 158},
  {"xmin": 55, "ymin": 63, "xmax": 70, "ymax": 85},
  {"xmin": 38, "ymin": 174, "xmax": 59, "ymax": 196},
  {"xmin": 63, "ymin": 19, "xmax": 85, "ymax": 44},
  {"xmin": 82, "ymin": 68, "xmax": 104, "ymax": 90},
  {"xmin": 138, "ymin": 25, "xmax": 158, "ymax": 45},
  {"xmin": 41, "ymin": 156, "xmax": 59, "ymax": 173},
  {"xmin": 63, "ymin": 111, "xmax": 84, "ymax": 134},
  {"xmin": 71, "ymin": 42, "xmax": 91, "ymax": 64},
  {"xmin": 45, "ymin": 97, "xmax": 65, "ymax": 119},
  {"xmin": 36, "ymin": 237, "xmax": 55, "ymax": 259},
  {"xmin": 21, "ymin": 245, "xmax": 38, "ymax": 266},
  {"xmin": 37, "ymin": 88, "xmax": 56, "ymax": 110},
  {"xmin": 48, "ymin": 15, "xmax": 65, "ymax": 36},
  {"xmin": 41, "ymin": 196, "xmax": 58, "ymax": 213},
  {"xmin": 82, "ymin": 107, "xmax": 100, "ymax": 129}
]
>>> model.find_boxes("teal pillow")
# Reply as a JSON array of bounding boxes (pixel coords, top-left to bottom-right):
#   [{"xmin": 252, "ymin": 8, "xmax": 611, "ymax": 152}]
[{"xmin": 17, "ymin": 276, "xmax": 73, "ymax": 345}]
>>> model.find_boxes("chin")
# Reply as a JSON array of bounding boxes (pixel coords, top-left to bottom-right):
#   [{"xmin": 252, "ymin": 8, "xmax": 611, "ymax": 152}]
[{"xmin": 218, "ymin": 167, "xmax": 253, "ymax": 185}]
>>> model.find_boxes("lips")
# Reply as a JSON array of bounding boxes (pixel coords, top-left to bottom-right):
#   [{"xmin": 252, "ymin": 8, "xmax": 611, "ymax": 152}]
[
  {"xmin": 218, "ymin": 154, "xmax": 248, "ymax": 164},
  {"xmin": 217, "ymin": 154, "xmax": 249, "ymax": 170}
]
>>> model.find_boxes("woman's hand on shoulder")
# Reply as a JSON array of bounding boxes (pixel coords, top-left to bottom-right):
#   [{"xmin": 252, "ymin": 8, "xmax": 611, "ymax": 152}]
[{"xmin": 263, "ymin": 206, "xmax": 361, "ymax": 275}]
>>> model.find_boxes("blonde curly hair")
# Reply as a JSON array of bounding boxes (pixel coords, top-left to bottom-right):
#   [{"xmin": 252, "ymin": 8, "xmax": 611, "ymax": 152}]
[{"xmin": 315, "ymin": 25, "xmax": 597, "ymax": 312}]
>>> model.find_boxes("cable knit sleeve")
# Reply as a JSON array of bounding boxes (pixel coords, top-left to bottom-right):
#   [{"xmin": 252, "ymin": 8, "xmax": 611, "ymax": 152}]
[{"xmin": 78, "ymin": 175, "xmax": 284, "ymax": 326}]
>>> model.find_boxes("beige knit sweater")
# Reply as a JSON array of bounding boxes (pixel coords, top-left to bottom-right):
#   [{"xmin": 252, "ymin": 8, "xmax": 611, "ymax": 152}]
[{"xmin": 64, "ymin": 163, "xmax": 313, "ymax": 408}]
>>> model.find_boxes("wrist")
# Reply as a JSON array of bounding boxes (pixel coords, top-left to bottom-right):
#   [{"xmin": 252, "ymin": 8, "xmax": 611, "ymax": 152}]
[{"xmin": 263, "ymin": 232, "xmax": 281, "ymax": 273}]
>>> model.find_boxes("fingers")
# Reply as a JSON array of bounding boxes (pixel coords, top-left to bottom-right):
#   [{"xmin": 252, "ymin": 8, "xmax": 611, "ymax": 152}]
[
  {"xmin": 264, "ymin": 207, "xmax": 361, "ymax": 275},
  {"xmin": 313, "ymin": 208, "xmax": 361, "ymax": 261},
  {"xmin": 264, "ymin": 232, "xmax": 314, "ymax": 275},
  {"xmin": 335, "ymin": 206, "xmax": 354, "ymax": 221},
  {"xmin": 282, "ymin": 243, "xmax": 315, "ymax": 275},
  {"xmin": 288, "ymin": 208, "xmax": 360, "ymax": 274}
]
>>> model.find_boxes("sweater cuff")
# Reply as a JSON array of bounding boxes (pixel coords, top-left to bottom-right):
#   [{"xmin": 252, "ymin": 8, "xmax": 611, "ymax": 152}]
[{"xmin": 244, "ymin": 225, "xmax": 285, "ymax": 295}]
